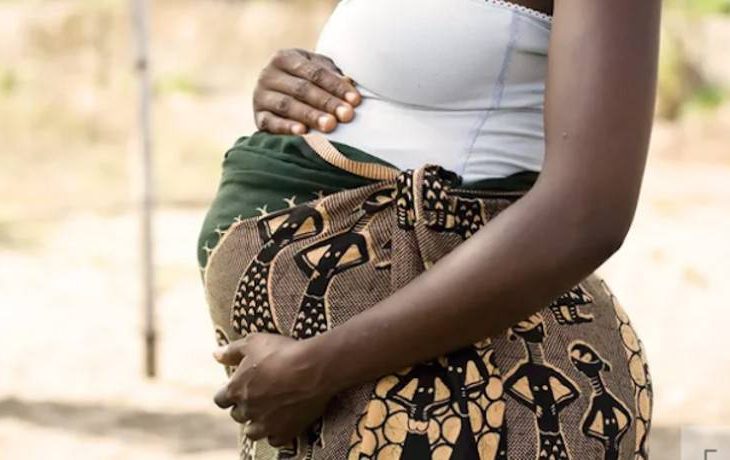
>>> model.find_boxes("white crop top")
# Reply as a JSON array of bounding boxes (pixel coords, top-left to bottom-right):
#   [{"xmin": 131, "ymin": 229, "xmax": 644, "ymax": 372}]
[{"xmin": 314, "ymin": 0, "xmax": 552, "ymax": 182}]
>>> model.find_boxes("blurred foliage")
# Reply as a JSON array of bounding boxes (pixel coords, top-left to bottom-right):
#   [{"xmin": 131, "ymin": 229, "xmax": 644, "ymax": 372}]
[
  {"xmin": 657, "ymin": 2, "xmax": 730, "ymax": 119},
  {"xmin": 154, "ymin": 73, "xmax": 210, "ymax": 97},
  {"xmin": 0, "ymin": 67, "xmax": 18, "ymax": 95},
  {"xmin": 676, "ymin": 0, "xmax": 730, "ymax": 15}
]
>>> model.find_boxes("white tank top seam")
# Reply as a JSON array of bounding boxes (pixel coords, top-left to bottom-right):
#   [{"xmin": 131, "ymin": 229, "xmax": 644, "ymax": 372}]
[{"xmin": 461, "ymin": 12, "xmax": 520, "ymax": 178}]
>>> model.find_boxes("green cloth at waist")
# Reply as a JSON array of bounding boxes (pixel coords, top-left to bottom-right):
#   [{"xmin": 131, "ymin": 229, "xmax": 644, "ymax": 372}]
[{"xmin": 197, "ymin": 131, "xmax": 538, "ymax": 269}]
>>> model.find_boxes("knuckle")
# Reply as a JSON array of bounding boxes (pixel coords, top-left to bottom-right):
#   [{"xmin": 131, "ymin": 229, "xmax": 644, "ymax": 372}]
[
  {"xmin": 256, "ymin": 69, "xmax": 271, "ymax": 87},
  {"xmin": 252, "ymin": 87, "xmax": 263, "ymax": 105},
  {"xmin": 293, "ymin": 79, "xmax": 311, "ymax": 99},
  {"xmin": 243, "ymin": 386, "xmax": 259, "ymax": 402},
  {"xmin": 226, "ymin": 383, "xmax": 247, "ymax": 403},
  {"xmin": 305, "ymin": 110, "xmax": 321, "ymax": 125},
  {"xmin": 271, "ymin": 49, "xmax": 291, "ymax": 66},
  {"xmin": 334, "ymin": 82, "xmax": 349, "ymax": 97},
  {"xmin": 290, "ymin": 58, "xmax": 307, "ymax": 74},
  {"xmin": 275, "ymin": 95, "xmax": 292, "ymax": 114},
  {"xmin": 321, "ymin": 95, "xmax": 336, "ymax": 112},
  {"xmin": 256, "ymin": 112, "xmax": 270, "ymax": 130},
  {"xmin": 234, "ymin": 387, "xmax": 248, "ymax": 403},
  {"xmin": 224, "ymin": 384, "xmax": 237, "ymax": 401},
  {"xmin": 308, "ymin": 66, "xmax": 326, "ymax": 85}
]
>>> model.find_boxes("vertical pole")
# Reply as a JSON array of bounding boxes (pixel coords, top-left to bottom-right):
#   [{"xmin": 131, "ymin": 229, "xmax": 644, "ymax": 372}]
[{"xmin": 130, "ymin": 0, "xmax": 156, "ymax": 378}]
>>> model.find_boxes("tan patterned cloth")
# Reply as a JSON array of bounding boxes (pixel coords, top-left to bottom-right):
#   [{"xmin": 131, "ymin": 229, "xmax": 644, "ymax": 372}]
[{"xmin": 201, "ymin": 133, "xmax": 652, "ymax": 460}]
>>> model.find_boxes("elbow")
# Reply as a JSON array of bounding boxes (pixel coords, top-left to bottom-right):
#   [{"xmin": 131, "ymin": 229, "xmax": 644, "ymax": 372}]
[
  {"xmin": 571, "ymin": 211, "xmax": 632, "ymax": 268},
  {"xmin": 592, "ymin": 229, "xmax": 627, "ymax": 262}
]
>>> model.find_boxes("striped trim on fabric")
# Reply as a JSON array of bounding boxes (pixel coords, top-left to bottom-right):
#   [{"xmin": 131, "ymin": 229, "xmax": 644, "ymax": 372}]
[{"xmin": 302, "ymin": 133, "xmax": 400, "ymax": 181}]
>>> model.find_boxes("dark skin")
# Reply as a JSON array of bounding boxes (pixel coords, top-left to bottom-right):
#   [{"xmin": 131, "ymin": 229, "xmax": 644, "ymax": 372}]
[
  {"xmin": 215, "ymin": 0, "xmax": 662, "ymax": 448},
  {"xmin": 252, "ymin": 48, "xmax": 361, "ymax": 135}
]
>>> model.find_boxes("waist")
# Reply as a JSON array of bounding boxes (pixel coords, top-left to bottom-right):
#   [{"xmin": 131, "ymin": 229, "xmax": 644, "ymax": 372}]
[
  {"xmin": 197, "ymin": 132, "xmax": 538, "ymax": 268},
  {"xmin": 323, "ymin": 85, "xmax": 546, "ymax": 182}
]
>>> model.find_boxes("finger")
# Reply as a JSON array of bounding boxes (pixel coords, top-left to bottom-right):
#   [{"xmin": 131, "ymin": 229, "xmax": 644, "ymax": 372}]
[
  {"xmin": 229, "ymin": 404, "xmax": 251, "ymax": 424},
  {"xmin": 307, "ymin": 53, "xmax": 356, "ymax": 83},
  {"xmin": 213, "ymin": 337, "xmax": 250, "ymax": 365},
  {"xmin": 244, "ymin": 421, "xmax": 268, "ymax": 441},
  {"xmin": 255, "ymin": 111, "xmax": 308, "ymax": 135},
  {"xmin": 267, "ymin": 436, "xmax": 292, "ymax": 448},
  {"xmin": 309, "ymin": 52, "xmax": 343, "ymax": 75},
  {"xmin": 309, "ymin": 53, "xmax": 361, "ymax": 100},
  {"xmin": 263, "ymin": 69, "xmax": 355, "ymax": 123},
  {"xmin": 257, "ymin": 90, "xmax": 338, "ymax": 133},
  {"xmin": 214, "ymin": 385, "xmax": 235, "ymax": 409},
  {"xmin": 275, "ymin": 50, "xmax": 360, "ymax": 106}
]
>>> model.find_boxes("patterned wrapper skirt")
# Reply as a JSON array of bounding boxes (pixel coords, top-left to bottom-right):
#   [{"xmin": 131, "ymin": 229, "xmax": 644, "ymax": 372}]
[{"xmin": 198, "ymin": 131, "xmax": 653, "ymax": 460}]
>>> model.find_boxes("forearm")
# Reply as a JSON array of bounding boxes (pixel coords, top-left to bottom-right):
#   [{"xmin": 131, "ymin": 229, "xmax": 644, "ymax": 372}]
[
  {"xmin": 304, "ymin": 0, "xmax": 660, "ymax": 396},
  {"xmin": 307, "ymin": 180, "xmax": 624, "ymax": 393}
]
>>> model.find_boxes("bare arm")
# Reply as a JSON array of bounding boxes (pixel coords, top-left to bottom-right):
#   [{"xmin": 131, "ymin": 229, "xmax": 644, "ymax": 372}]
[
  {"xmin": 307, "ymin": 0, "xmax": 662, "ymax": 393},
  {"xmin": 214, "ymin": 0, "xmax": 662, "ymax": 444}
]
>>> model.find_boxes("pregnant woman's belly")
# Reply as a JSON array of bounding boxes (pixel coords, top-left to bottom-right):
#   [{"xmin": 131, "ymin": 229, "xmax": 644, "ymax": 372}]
[{"xmin": 314, "ymin": 0, "xmax": 552, "ymax": 182}]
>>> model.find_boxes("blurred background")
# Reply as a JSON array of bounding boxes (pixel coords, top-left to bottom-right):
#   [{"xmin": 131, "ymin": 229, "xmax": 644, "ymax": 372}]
[{"xmin": 0, "ymin": 0, "xmax": 728, "ymax": 458}]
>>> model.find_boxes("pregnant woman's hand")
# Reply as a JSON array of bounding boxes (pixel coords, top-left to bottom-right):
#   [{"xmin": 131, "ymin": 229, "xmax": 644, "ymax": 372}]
[
  {"xmin": 253, "ymin": 48, "xmax": 361, "ymax": 135},
  {"xmin": 213, "ymin": 333, "xmax": 334, "ymax": 447}
]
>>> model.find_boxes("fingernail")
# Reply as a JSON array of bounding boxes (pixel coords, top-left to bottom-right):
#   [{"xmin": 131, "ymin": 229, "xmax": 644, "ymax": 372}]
[
  {"xmin": 291, "ymin": 124, "xmax": 306, "ymax": 135},
  {"xmin": 213, "ymin": 346, "xmax": 226, "ymax": 361},
  {"xmin": 318, "ymin": 114, "xmax": 334, "ymax": 131},
  {"xmin": 335, "ymin": 105, "xmax": 352, "ymax": 122},
  {"xmin": 345, "ymin": 92, "xmax": 359, "ymax": 104}
]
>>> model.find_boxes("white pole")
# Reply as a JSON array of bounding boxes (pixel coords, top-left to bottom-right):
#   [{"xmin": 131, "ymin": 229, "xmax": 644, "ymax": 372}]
[{"xmin": 130, "ymin": 0, "xmax": 156, "ymax": 378}]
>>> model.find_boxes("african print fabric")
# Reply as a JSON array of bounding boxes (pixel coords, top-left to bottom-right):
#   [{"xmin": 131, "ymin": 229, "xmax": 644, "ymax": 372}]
[{"xmin": 199, "ymin": 131, "xmax": 653, "ymax": 460}]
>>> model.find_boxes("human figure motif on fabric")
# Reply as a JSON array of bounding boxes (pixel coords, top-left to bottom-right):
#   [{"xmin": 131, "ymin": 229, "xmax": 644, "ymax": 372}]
[
  {"xmin": 547, "ymin": 286, "xmax": 594, "ymax": 326},
  {"xmin": 283, "ymin": 188, "xmax": 397, "ymax": 459},
  {"xmin": 503, "ymin": 314, "xmax": 580, "ymax": 460},
  {"xmin": 441, "ymin": 343, "xmax": 509, "ymax": 460},
  {"xmin": 569, "ymin": 341, "xmax": 632, "ymax": 460},
  {"xmin": 382, "ymin": 362, "xmax": 453, "ymax": 458},
  {"xmin": 291, "ymin": 188, "xmax": 396, "ymax": 339},
  {"xmin": 232, "ymin": 204, "xmax": 326, "ymax": 335}
]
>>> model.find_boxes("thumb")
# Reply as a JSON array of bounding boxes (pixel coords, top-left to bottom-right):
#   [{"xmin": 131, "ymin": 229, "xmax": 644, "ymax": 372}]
[{"xmin": 213, "ymin": 340, "xmax": 246, "ymax": 366}]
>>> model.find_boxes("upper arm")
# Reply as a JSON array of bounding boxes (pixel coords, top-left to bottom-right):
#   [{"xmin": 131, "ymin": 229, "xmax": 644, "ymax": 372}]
[{"xmin": 540, "ymin": 0, "xmax": 662, "ymax": 237}]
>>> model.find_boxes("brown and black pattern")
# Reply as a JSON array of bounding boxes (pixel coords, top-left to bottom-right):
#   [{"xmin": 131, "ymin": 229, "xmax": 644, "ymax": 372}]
[
  {"xmin": 347, "ymin": 342, "xmax": 508, "ymax": 460},
  {"xmin": 395, "ymin": 170, "xmax": 416, "ymax": 230},
  {"xmin": 232, "ymin": 204, "xmax": 326, "ymax": 335},
  {"xmin": 202, "ymin": 135, "xmax": 653, "ymax": 459},
  {"xmin": 291, "ymin": 188, "xmax": 396, "ymax": 340},
  {"xmin": 602, "ymin": 281, "xmax": 653, "ymax": 460},
  {"xmin": 569, "ymin": 341, "xmax": 632, "ymax": 460},
  {"xmin": 548, "ymin": 285, "xmax": 595, "ymax": 325},
  {"xmin": 420, "ymin": 167, "xmax": 489, "ymax": 239},
  {"xmin": 503, "ymin": 314, "xmax": 579, "ymax": 460}
]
